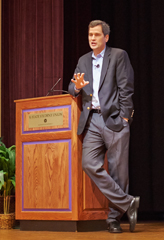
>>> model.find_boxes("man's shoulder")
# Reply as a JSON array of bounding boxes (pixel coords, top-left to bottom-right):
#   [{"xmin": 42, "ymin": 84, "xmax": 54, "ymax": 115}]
[
  {"xmin": 110, "ymin": 47, "xmax": 127, "ymax": 55},
  {"xmin": 78, "ymin": 51, "xmax": 92, "ymax": 61},
  {"xmin": 108, "ymin": 47, "xmax": 130, "ymax": 62},
  {"xmin": 77, "ymin": 47, "xmax": 128, "ymax": 62}
]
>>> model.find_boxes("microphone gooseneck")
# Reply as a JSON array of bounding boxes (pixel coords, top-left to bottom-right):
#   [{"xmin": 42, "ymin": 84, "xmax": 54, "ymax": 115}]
[{"xmin": 46, "ymin": 78, "xmax": 61, "ymax": 96}]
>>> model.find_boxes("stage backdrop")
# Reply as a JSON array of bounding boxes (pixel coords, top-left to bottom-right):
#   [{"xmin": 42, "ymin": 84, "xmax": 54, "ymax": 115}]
[
  {"xmin": 2, "ymin": 0, "xmax": 63, "ymax": 147},
  {"xmin": 2, "ymin": 0, "xmax": 164, "ymax": 217},
  {"xmin": 63, "ymin": 0, "xmax": 164, "ymax": 215}
]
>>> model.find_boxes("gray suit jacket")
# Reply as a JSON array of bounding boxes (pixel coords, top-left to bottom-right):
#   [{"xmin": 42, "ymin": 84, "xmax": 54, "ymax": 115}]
[{"xmin": 68, "ymin": 46, "xmax": 134, "ymax": 135}]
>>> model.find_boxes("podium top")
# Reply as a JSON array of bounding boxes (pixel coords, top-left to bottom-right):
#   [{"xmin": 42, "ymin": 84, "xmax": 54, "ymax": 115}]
[{"xmin": 14, "ymin": 94, "xmax": 71, "ymax": 103}]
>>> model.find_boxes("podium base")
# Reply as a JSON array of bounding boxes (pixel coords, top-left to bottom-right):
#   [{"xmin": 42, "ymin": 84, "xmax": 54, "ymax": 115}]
[{"xmin": 20, "ymin": 220, "xmax": 107, "ymax": 232}]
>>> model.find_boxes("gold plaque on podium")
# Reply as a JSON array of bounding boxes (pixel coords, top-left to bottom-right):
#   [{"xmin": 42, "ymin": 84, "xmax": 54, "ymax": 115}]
[{"xmin": 28, "ymin": 111, "xmax": 63, "ymax": 128}]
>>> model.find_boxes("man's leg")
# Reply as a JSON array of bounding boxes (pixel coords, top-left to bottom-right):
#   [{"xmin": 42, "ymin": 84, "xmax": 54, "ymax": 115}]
[
  {"xmin": 103, "ymin": 119, "xmax": 132, "ymax": 223},
  {"xmin": 82, "ymin": 113, "xmax": 133, "ymax": 219}
]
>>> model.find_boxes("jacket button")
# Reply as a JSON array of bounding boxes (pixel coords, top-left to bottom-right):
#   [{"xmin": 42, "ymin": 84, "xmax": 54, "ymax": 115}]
[{"xmin": 87, "ymin": 107, "xmax": 90, "ymax": 110}]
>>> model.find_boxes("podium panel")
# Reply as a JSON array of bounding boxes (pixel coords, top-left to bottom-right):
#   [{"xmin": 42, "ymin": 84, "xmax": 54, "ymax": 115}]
[
  {"xmin": 15, "ymin": 94, "xmax": 108, "ymax": 222},
  {"xmin": 23, "ymin": 141, "xmax": 70, "ymax": 210}
]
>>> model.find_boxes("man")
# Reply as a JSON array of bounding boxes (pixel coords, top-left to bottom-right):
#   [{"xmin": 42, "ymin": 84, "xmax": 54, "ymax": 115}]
[{"xmin": 68, "ymin": 20, "xmax": 140, "ymax": 233}]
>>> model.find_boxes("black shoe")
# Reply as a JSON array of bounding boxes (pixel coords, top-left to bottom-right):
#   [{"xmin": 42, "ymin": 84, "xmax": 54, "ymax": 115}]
[
  {"xmin": 108, "ymin": 221, "xmax": 122, "ymax": 233},
  {"xmin": 127, "ymin": 197, "xmax": 140, "ymax": 232}
]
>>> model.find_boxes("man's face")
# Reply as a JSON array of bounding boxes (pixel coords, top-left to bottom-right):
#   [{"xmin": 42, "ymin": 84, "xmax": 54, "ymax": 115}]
[{"xmin": 88, "ymin": 25, "xmax": 109, "ymax": 55}]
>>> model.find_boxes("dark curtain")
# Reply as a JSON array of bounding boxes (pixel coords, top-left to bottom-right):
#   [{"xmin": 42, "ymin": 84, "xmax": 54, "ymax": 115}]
[
  {"xmin": 64, "ymin": 0, "xmax": 164, "ymax": 216},
  {"xmin": 2, "ymin": 0, "xmax": 63, "ymax": 147},
  {"xmin": 2, "ymin": 0, "xmax": 164, "ymax": 217}
]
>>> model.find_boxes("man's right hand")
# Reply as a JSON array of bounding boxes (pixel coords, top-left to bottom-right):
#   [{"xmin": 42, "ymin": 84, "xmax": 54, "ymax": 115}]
[{"xmin": 71, "ymin": 73, "xmax": 89, "ymax": 90}]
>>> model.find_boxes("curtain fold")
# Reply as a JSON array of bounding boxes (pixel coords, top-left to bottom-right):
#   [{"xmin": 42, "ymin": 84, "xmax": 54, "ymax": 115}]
[{"xmin": 2, "ymin": 0, "xmax": 63, "ymax": 147}]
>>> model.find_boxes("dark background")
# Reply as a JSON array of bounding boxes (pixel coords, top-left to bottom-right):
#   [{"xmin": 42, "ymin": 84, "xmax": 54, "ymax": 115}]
[
  {"xmin": 2, "ymin": 0, "xmax": 164, "ymax": 219},
  {"xmin": 63, "ymin": 0, "xmax": 164, "ymax": 219}
]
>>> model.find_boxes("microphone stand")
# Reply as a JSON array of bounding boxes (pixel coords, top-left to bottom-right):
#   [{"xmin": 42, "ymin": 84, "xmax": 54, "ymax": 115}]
[{"xmin": 46, "ymin": 78, "xmax": 61, "ymax": 96}]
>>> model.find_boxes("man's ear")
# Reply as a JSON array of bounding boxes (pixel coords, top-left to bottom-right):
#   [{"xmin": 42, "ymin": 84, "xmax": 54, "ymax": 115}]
[{"xmin": 105, "ymin": 34, "xmax": 109, "ymax": 43}]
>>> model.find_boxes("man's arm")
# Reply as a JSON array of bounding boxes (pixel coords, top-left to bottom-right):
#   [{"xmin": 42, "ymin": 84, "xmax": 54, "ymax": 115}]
[{"xmin": 116, "ymin": 50, "xmax": 134, "ymax": 121}]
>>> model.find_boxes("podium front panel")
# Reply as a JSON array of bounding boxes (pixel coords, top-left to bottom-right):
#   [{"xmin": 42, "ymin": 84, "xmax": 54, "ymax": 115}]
[
  {"xmin": 15, "ymin": 95, "xmax": 108, "ymax": 221},
  {"xmin": 23, "ymin": 140, "xmax": 71, "ymax": 211}
]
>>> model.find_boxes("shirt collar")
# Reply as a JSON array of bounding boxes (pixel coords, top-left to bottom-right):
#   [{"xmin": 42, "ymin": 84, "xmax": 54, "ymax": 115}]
[{"xmin": 92, "ymin": 46, "xmax": 106, "ymax": 60}]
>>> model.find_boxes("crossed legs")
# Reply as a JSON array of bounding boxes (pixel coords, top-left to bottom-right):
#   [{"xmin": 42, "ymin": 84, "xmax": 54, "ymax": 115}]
[{"xmin": 82, "ymin": 113, "xmax": 133, "ymax": 224}]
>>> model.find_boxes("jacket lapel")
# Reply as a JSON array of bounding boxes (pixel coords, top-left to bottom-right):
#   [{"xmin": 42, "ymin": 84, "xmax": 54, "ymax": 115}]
[
  {"xmin": 86, "ymin": 51, "xmax": 93, "ymax": 89},
  {"xmin": 99, "ymin": 46, "xmax": 111, "ymax": 91}
]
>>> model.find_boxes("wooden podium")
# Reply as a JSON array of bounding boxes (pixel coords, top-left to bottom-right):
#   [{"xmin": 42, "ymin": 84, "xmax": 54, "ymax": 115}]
[{"xmin": 15, "ymin": 94, "xmax": 108, "ymax": 231}]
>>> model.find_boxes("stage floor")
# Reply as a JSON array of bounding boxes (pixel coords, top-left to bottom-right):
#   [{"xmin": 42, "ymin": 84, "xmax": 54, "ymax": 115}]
[{"xmin": 0, "ymin": 222, "xmax": 164, "ymax": 240}]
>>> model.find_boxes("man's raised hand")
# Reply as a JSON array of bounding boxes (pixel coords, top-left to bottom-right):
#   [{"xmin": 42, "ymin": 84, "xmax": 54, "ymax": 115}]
[{"xmin": 71, "ymin": 73, "xmax": 89, "ymax": 90}]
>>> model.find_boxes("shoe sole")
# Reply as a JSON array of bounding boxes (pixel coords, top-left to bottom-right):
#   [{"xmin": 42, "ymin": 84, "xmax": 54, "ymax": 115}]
[
  {"xmin": 109, "ymin": 230, "xmax": 122, "ymax": 233},
  {"xmin": 130, "ymin": 197, "xmax": 140, "ymax": 232}
]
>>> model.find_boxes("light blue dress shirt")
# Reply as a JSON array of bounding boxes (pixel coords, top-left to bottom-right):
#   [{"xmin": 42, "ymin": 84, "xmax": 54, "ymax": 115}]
[{"xmin": 91, "ymin": 47, "xmax": 105, "ymax": 109}]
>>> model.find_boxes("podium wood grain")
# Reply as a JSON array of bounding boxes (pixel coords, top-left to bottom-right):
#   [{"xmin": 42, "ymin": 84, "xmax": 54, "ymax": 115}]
[
  {"xmin": 23, "ymin": 142, "xmax": 69, "ymax": 209},
  {"xmin": 15, "ymin": 94, "xmax": 108, "ymax": 221}
]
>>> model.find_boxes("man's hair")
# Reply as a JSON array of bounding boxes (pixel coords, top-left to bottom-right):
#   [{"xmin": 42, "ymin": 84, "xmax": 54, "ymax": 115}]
[{"xmin": 88, "ymin": 20, "xmax": 110, "ymax": 36}]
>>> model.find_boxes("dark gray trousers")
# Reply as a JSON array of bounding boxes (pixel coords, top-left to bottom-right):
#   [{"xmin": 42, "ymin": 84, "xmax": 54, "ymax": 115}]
[{"xmin": 82, "ymin": 112, "xmax": 133, "ymax": 224}]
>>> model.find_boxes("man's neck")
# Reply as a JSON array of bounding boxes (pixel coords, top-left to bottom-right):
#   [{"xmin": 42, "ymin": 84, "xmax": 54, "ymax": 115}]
[{"xmin": 93, "ymin": 46, "xmax": 106, "ymax": 57}]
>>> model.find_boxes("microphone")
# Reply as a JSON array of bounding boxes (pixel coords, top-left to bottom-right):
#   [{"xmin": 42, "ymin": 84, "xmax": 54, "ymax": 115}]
[
  {"xmin": 46, "ymin": 78, "xmax": 69, "ymax": 96},
  {"xmin": 95, "ymin": 64, "xmax": 100, "ymax": 68},
  {"xmin": 46, "ymin": 78, "xmax": 61, "ymax": 96}
]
